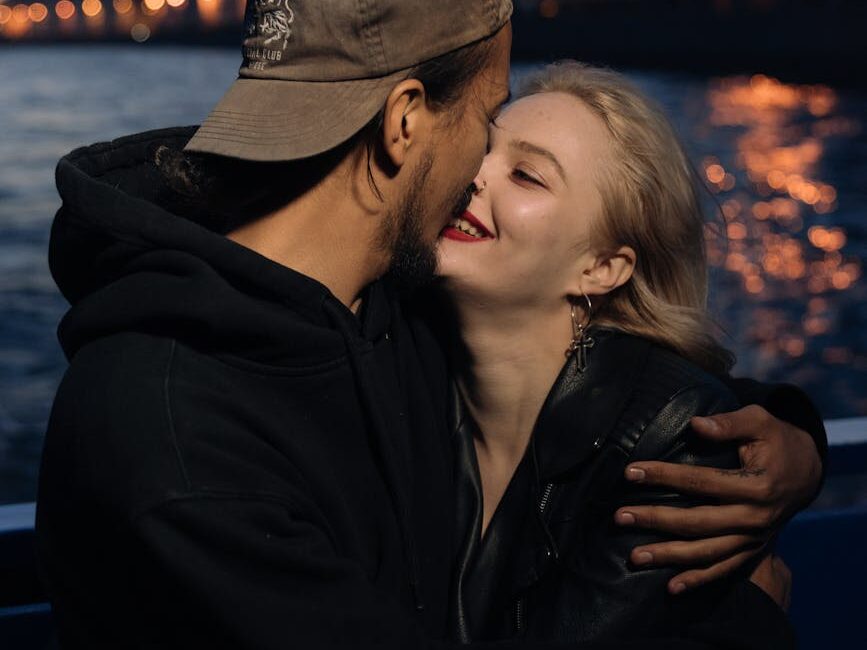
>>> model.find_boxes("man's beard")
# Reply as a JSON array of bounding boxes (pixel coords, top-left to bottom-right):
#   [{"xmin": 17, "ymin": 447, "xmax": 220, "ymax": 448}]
[{"xmin": 384, "ymin": 153, "xmax": 473, "ymax": 291}]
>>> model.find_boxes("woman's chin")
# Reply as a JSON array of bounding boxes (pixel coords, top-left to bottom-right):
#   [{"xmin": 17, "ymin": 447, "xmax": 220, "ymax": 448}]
[
  {"xmin": 436, "ymin": 238, "xmax": 501, "ymax": 296},
  {"xmin": 435, "ymin": 240, "xmax": 458, "ymax": 274}
]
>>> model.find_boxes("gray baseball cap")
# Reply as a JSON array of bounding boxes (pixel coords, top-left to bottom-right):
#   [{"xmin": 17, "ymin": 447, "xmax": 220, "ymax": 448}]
[{"xmin": 185, "ymin": 0, "xmax": 513, "ymax": 162}]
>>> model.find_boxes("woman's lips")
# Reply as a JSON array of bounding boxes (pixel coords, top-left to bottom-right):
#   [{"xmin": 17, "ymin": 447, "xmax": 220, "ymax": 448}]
[
  {"xmin": 441, "ymin": 228, "xmax": 485, "ymax": 242},
  {"xmin": 441, "ymin": 210, "xmax": 494, "ymax": 242}
]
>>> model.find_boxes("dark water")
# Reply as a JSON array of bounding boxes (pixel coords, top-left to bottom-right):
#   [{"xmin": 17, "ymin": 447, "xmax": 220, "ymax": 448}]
[{"xmin": 1, "ymin": 46, "xmax": 865, "ymax": 504}]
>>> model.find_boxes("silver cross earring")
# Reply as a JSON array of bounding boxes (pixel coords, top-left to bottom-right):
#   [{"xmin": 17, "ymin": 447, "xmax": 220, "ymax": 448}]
[{"xmin": 566, "ymin": 293, "xmax": 595, "ymax": 372}]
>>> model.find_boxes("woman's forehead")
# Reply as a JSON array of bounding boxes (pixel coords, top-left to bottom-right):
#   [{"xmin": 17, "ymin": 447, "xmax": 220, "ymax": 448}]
[{"xmin": 496, "ymin": 92, "xmax": 612, "ymax": 182}]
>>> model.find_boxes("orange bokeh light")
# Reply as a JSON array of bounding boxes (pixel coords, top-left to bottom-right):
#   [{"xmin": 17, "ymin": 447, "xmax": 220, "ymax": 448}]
[
  {"xmin": 55, "ymin": 0, "xmax": 76, "ymax": 19},
  {"xmin": 782, "ymin": 337, "xmax": 806, "ymax": 357},
  {"xmin": 721, "ymin": 199, "xmax": 741, "ymax": 221},
  {"xmin": 727, "ymin": 223, "xmax": 748, "ymax": 240},
  {"xmin": 831, "ymin": 272, "xmax": 851, "ymax": 290},
  {"xmin": 2, "ymin": 3, "xmax": 30, "ymax": 36},
  {"xmin": 706, "ymin": 164, "xmax": 726, "ymax": 184},
  {"xmin": 28, "ymin": 2, "xmax": 49, "ymax": 21},
  {"xmin": 808, "ymin": 226, "xmax": 847, "ymax": 252},
  {"xmin": 819, "ymin": 185, "xmax": 837, "ymax": 203},
  {"xmin": 752, "ymin": 202, "xmax": 770, "ymax": 220},
  {"xmin": 0, "ymin": 5, "xmax": 13, "ymax": 24},
  {"xmin": 745, "ymin": 276, "xmax": 765, "ymax": 294},
  {"xmin": 82, "ymin": 0, "xmax": 103, "ymax": 17},
  {"xmin": 197, "ymin": 0, "xmax": 221, "ymax": 25},
  {"xmin": 766, "ymin": 170, "xmax": 786, "ymax": 188}
]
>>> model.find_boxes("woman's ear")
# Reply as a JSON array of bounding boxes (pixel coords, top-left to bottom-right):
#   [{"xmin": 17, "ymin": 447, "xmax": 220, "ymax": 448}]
[
  {"xmin": 581, "ymin": 245, "xmax": 636, "ymax": 296},
  {"xmin": 381, "ymin": 79, "xmax": 429, "ymax": 168}
]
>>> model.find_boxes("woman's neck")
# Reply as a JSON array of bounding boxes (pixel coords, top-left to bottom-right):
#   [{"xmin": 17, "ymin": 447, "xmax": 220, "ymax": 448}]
[{"xmin": 449, "ymin": 294, "xmax": 574, "ymax": 534}]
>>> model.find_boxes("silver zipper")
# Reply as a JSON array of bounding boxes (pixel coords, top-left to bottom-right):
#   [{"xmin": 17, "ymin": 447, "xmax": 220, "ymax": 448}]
[
  {"xmin": 538, "ymin": 482, "xmax": 554, "ymax": 513},
  {"xmin": 515, "ymin": 597, "xmax": 525, "ymax": 633},
  {"xmin": 513, "ymin": 482, "xmax": 555, "ymax": 633}
]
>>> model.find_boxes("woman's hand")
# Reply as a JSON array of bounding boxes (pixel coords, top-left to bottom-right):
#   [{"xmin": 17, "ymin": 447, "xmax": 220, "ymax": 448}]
[
  {"xmin": 749, "ymin": 554, "xmax": 792, "ymax": 612},
  {"xmin": 612, "ymin": 404, "xmax": 822, "ymax": 594}
]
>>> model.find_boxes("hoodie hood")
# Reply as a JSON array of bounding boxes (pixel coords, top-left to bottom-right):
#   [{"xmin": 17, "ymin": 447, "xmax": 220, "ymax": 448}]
[{"xmin": 51, "ymin": 127, "xmax": 387, "ymax": 366}]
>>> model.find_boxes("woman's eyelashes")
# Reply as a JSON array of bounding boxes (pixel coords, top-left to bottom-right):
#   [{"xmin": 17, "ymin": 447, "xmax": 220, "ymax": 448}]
[{"xmin": 511, "ymin": 167, "xmax": 545, "ymax": 188}]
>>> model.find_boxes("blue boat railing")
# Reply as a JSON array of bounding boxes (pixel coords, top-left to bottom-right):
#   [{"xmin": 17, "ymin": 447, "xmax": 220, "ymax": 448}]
[
  {"xmin": 0, "ymin": 503, "xmax": 55, "ymax": 648},
  {"xmin": 2, "ymin": 417, "xmax": 866, "ymax": 647}
]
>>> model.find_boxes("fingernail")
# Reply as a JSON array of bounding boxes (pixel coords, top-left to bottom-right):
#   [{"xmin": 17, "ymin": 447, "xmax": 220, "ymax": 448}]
[
  {"xmin": 615, "ymin": 511, "xmax": 636, "ymax": 525},
  {"xmin": 670, "ymin": 582, "xmax": 686, "ymax": 595},
  {"xmin": 626, "ymin": 467, "xmax": 646, "ymax": 481},
  {"xmin": 635, "ymin": 551, "xmax": 653, "ymax": 565}
]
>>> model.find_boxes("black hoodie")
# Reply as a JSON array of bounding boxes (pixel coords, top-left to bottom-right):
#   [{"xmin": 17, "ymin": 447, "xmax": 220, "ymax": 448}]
[
  {"xmin": 36, "ymin": 128, "xmax": 825, "ymax": 650},
  {"xmin": 37, "ymin": 127, "xmax": 459, "ymax": 649}
]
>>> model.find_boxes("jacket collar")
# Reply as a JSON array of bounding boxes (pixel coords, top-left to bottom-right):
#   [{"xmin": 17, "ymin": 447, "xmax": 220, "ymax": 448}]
[
  {"xmin": 533, "ymin": 328, "xmax": 651, "ymax": 479},
  {"xmin": 450, "ymin": 328, "xmax": 652, "ymax": 481}
]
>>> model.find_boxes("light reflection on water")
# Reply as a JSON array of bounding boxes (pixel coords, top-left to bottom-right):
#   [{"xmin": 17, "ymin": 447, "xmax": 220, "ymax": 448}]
[
  {"xmin": 701, "ymin": 75, "xmax": 863, "ymax": 371},
  {"xmin": 0, "ymin": 48, "xmax": 865, "ymax": 503},
  {"xmin": 679, "ymin": 73, "xmax": 867, "ymax": 418}
]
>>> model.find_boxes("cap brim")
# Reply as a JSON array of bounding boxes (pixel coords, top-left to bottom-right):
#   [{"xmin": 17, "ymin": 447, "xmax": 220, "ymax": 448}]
[{"xmin": 185, "ymin": 71, "xmax": 408, "ymax": 162}]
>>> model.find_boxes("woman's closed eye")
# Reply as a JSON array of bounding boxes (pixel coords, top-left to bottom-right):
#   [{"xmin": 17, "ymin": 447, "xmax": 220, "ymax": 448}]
[{"xmin": 511, "ymin": 167, "xmax": 546, "ymax": 188}]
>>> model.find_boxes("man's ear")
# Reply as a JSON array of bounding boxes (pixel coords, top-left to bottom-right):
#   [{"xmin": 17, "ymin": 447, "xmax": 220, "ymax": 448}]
[
  {"xmin": 580, "ymin": 245, "xmax": 636, "ymax": 296},
  {"xmin": 381, "ymin": 79, "xmax": 430, "ymax": 168}
]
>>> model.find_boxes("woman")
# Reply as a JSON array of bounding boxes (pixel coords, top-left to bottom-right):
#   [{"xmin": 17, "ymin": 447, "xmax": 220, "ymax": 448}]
[{"xmin": 435, "ymin": 62, "xmax": 795, "ymax": 646}]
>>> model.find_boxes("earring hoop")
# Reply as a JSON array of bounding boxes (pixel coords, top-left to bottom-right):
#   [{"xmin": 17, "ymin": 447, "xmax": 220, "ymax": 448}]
[{"xmin": 566, "ymin": 293, "xmax": 595, "ymax": 372}]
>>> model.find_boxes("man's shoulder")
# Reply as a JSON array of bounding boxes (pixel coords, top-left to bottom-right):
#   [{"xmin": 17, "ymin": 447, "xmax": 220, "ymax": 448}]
[
  {"xmin": 56, "ymin": 331, "xmax": 177, "ymax": 421},
  {"xmin": 67, "ymin": 327, "xmax": 174, "ymax": 367},
  {"xmin": 43, "ymin": 333, "xmax": 186, "ymax": 505}
]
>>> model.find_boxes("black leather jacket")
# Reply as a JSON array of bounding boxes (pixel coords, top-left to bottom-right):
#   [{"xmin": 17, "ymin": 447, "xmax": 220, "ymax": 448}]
[{"xmin": 450, "ymin": 329, "xmax": 795, "ymax": 648}]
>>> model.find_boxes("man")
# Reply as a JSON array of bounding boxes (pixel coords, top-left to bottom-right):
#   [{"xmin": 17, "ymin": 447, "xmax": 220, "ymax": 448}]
[{"xmin": 37, "ymin": 1, "xmax": 824, "ymax": 648}]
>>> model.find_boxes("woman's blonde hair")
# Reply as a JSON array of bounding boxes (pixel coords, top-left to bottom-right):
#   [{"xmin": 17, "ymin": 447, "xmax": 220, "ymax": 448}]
[{"xmin": 517, "ymin": 61, "xmax": 734, "ymax": 375}]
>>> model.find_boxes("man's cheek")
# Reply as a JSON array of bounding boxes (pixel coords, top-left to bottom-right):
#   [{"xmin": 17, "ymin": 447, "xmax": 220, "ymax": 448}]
[{"xmin": 467, "ymin": 134, "xmax": 487, "ymax": 173}]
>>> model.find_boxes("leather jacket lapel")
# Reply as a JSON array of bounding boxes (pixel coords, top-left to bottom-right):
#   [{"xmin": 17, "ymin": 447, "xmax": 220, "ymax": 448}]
[{"xmin": 534, "ymin": 329, "xmax": 651, "ymax": 480}]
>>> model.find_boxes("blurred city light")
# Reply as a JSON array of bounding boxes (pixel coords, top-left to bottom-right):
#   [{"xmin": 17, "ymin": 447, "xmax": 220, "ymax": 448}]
[
  {"xmin": 27, "ymin": 2, "xmax": 47, "ymax": 21},
  {"xmin": 55, "ymin": 1, "xmax": 75, "ymax": 20},
  {"xmin": 130, "ymin": 21, "xmax": 148, "ymax": 41},
  {"xmin": 81, "ymin": 0, "xmax": 101, "ymax": 17},
  {"xmin": 0, "ymin": 0, "xmax": 232, "ymax": 39}
]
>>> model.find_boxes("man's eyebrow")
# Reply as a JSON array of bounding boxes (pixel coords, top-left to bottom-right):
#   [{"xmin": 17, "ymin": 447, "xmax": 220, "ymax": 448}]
[{"xmin": 510, "ymin": 139, "xmax": 566, "ymax": 183}]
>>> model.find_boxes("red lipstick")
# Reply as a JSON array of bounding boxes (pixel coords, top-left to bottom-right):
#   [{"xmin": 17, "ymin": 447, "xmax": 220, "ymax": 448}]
[{"xmin": 441, "ymin": 210, "xmax": 494, "ymax": 242}]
